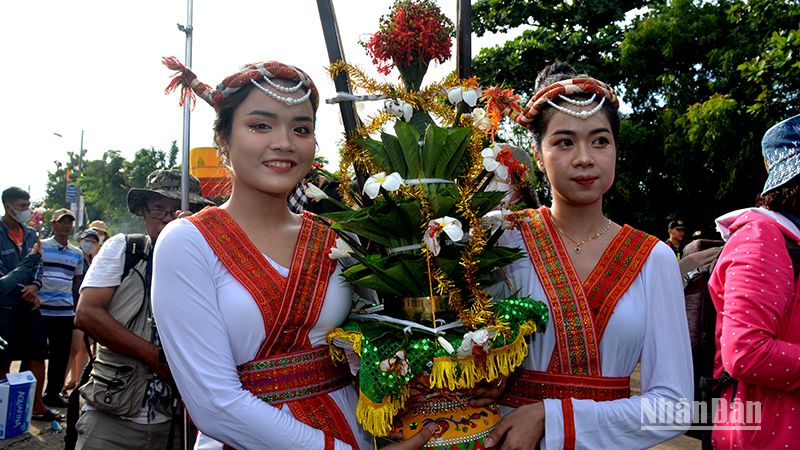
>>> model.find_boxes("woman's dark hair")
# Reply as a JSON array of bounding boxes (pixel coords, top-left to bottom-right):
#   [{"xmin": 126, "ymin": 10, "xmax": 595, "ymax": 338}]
[
  {"xmin": 528, "ymin": 62, "xmax": 621, "ymax": 153},
  {"xmin": 755, "ymin": 175, "xmax": 800, "ymax": 214}
]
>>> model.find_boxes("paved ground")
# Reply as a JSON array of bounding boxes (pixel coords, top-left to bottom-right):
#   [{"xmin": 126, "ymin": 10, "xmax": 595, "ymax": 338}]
[{"xmin": 2, "ymin": 363, "xmax": 699, "ymax": 449}]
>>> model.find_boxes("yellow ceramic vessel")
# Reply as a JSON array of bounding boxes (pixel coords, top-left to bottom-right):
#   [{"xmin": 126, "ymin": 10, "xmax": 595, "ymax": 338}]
[{"xmin": 393, "ymin": 395, "xmax": 501, "ymax": 449}]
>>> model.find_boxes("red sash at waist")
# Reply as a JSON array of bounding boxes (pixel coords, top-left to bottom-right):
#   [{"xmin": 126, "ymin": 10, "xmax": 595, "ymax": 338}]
[
  {"xmin": 501, "ymin": 369, "xmax": 631, "ymax": 408},
  {"xmin": 238, "ymin": 346, "xmax": 351, "ymax": 405}
]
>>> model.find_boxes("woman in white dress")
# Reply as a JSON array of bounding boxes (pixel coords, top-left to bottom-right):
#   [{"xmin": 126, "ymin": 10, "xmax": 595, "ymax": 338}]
[
  {"xmin": 152, "ymin": 59, "xmax": 434, "ymax": 450},
  {"xmin": 484, "ymin": 63, "xmax": 693, "ymax": 450}
]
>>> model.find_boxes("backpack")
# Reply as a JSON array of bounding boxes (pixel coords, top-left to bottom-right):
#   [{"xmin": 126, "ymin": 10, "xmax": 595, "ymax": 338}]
[
  {"xmin": 680, "ymin": 237, "xmax": 800, "ymax": 447},
  {"xmin": 64, "ymin": 234, "xmax": 150, "ymax": 449},
  {"xmin": 678, "ymin": 239, "xmax": 724, "ymax": 441}
]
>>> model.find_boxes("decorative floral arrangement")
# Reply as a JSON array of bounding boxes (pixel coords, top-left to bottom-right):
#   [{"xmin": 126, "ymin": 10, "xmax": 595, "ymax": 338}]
[
  {"xmin": 363, "ymin": 0, "xmax": 455, "ymax": 89},
  {"xmin": 28, "ymin": 207, "xmax": 47, "ymax": 232},
  {"xmin": 314, "ymin": 0, "xmax": 547, "ymax": 440}
]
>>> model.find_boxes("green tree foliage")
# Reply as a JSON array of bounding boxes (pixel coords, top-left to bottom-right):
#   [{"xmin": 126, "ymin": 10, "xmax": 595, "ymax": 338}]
[
  {"xmin": 43, "ymin": 142, "xmax": 180, "ymax": 234},
  {"xmin": 472, "ymin": 0, "xmax": 800, "ymax": 236},
  {"xmin": 472, "ymin": 0, "xmax": 648, "ymax": 91}
]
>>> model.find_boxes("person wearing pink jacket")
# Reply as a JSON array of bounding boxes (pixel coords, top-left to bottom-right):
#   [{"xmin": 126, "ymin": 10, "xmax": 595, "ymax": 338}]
[{"xmin": 709, "ymin": 114, "xmax": 800, "ymax": 449}]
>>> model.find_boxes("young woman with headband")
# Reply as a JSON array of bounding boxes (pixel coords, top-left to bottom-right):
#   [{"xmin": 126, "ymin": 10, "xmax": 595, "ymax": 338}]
[
  {"xmin": 152, "ymin": 59, "xmax": 434, "ymax": 450},
  {"xmin": 484, "ymin": 62, "xmax": 693, "ymax": 449}
]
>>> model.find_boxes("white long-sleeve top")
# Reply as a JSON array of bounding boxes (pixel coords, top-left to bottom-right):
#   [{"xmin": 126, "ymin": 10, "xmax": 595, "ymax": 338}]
[
  {"xmin": 498, "ymin": 227, "xmax": 694, "ymax": 449},
  {"xmin": 151, "ymin": 218, "xmax": 371, "ymax": 450}
]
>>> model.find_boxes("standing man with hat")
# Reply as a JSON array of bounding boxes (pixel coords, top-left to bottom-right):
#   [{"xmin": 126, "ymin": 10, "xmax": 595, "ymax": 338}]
[
  {"xmin": 665, "ymin": 219, "xmax": 687, "ymax": 259},
  {"xmin": 39, "ymin": 208, "xmax": 84, "ymax": 408},
  {"xmin": 87, "ymin": 220, "xmax": 110, "ymax": 254},
  {"xmin": 74, "ymin": 169, "xmax": 212, "ymax": 450}
]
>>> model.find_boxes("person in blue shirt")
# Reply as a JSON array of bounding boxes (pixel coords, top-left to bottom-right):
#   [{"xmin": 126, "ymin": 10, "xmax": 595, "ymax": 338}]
[{"xmin": 39, "ymin": 208, "xmax": 84, "ymax": 408}]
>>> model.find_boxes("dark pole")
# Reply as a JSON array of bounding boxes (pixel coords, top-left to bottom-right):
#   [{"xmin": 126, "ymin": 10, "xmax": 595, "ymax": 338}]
[
  {"xmin": 316, "ymin": 0, "xmax": 358, "ymax": 133},
  {"xmin": 456, "ymin": 0, "xmax": 472, "ymax": 79},
  {"xmin": 316, "ymin": 0, "xmax": 371, "ymax": 203}
]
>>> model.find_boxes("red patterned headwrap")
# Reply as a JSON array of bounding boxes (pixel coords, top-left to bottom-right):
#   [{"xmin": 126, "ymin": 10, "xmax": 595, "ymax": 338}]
[
  {"xmin": 162, "ymin": 57, "xmax": 319, "ymax": 112},
  {"xmin": 515, "ymin": 77, "xmax": 618, "ymax": 130}
]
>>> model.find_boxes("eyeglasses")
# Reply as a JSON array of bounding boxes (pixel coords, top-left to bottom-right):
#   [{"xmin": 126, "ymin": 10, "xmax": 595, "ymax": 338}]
[{"xmin": 146, "ymin": 206, "xmax": 176, "ymax": 220}]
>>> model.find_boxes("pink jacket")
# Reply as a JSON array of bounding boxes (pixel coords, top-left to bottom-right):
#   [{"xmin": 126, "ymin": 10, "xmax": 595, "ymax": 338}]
[{"xmin": 709, "ymin": 208, "xmax": 800, "ymax": 449}]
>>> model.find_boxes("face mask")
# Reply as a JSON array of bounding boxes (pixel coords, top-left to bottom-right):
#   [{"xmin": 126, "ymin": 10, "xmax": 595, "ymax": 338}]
[
  {"xmin": 80, "ymin": 241, "xmax": 97, "ymax": 255},
  {"xmin": 9, "ymin": 207, "xmax": 32, "ymax": 225}
]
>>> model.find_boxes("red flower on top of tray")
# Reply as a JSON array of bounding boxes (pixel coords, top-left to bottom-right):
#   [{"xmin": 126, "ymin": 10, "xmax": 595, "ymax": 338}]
[{"xmin": 363, "ymin": 0, "xmax": 454, "ymax": 89}]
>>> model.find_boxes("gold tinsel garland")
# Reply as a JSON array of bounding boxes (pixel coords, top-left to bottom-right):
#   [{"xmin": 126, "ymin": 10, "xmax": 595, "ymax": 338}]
[
  {"xmin": 328, "ymin": 61, "xmax": 459, "ymax": 125},
  {"xmin": 328, "ymin": 60, "xmax": 507, "ymax": 328}
]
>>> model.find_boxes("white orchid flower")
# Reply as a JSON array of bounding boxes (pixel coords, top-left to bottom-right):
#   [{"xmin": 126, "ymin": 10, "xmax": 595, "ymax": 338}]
[
  {"xmin": 363, "ymin": 172, "xmax": 404, "ymax": 199},
  {"xmin": 384, "ymin": 99, "xmax": 414, "ymax": 122},
  {"xmin": 481, "ymin": 209, "xmax": 514, "ymax": 231},
  {"xmin": 456, "ymin": 328, "xmax": 498, "ymax": 358},
  {"xmin": 303, "ymin": 182, "xmax": 329, "ymax": 202},
  {"xmin": 378, "ymin": 350, "xmax": 411, "ymax": 376},
  {"xmin": 447, "ymin": 86, "xmax": 481, "ymax": 107},
  {"xmin": 423, "ymin": 216, "xmax": 464, "ymax": 256},
  {"xmin": 328, "ymin": 237, "xmax": 354, "ymax": 260},
  {"xmin": 470, "ymin": 107, "xmax": 492, "ymax": 132},
  {"xmin": 437, "ymin": 336, "xmax": 455, "ymax": 355},
  {"xmin": 481, "ymin": 145, "xmax": 509, "ymax": 181}
]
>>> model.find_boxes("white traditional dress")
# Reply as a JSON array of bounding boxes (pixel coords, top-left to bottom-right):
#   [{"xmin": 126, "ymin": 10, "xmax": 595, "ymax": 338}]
[
  {"xmin": 152, "ymin": 207, "xmax": 371, "ymax": 450},
  {"xmin": 498, "ymin": 207, "xmax": 693, "ymax": 449}
]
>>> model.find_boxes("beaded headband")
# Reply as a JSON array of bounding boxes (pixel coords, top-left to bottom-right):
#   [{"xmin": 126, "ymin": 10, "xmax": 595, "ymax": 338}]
[
  {"xmin": 162, "ymin": 57, "xmax": 319, "ymax": 112},
  {"xmin": 515, "ymin": 77, "xmax": 619, "ymax": 130}
]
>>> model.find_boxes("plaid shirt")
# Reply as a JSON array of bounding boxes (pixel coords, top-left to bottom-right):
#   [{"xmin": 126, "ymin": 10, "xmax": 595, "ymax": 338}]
[{"xmin": 287, "ymin": 183, "xmax": 308, "ymax": 213}]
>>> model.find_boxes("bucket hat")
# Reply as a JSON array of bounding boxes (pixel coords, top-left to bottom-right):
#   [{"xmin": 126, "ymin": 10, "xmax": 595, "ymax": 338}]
[
  {"xmin": 127, "ymin": 169, "xmax": 213, "ymax": 215},
  {"xmin": 762, "ymin": 114, "xmax": 800, "ymax": 194}
]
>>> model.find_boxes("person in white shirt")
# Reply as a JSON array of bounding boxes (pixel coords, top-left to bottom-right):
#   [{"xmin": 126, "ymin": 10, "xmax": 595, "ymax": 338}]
[
  {"xmin": 75, "ymin": 169, "xmax": 212, "ymax": 450},
  {"xmin": 153, "ymin": 58, "xmax": 435, "ymax": 450}
]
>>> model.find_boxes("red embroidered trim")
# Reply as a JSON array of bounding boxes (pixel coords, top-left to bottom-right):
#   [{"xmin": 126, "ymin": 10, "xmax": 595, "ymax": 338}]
[
  {"xmin": 324, "ymin": 433, "xmax": 335, "ymax": 450},
  {"xmin": 237, "ymin": 346, "xmax": 351, "ymax": 405},
  {"xmin": 289, "ymin": 396, "xmax": 359, "ymax": 450},
  {"xmin": 262, "ymin": 211, "xmax": 338, "ymax": 356},
  {"xmin": 562, "ymin": 398, "xmax": 576, "ymax": 450},
  {"xmin": 519, "ymin": 208, "xmax": 600, "ymax": 375},
  {"xmin": 189, "ymin": 207, "xmax": 285, "ymax": 342},
  {"xmin": 518, "ymin": 208, "xmax": 659, "ymax": 378},
  {"xmin": 190, "ymin": 208, "xmax": 356, "ymax": 449},
  {"xmin": 188, "ymin": 208, "xmax": 337, "ymax": 356},
  {"xmin": 501, "ymin": 369, "xmax": 631, "ymax": 407},
  {"xmin": 583, "ymin": 227, "xmax": 658, "ymax": 339}
]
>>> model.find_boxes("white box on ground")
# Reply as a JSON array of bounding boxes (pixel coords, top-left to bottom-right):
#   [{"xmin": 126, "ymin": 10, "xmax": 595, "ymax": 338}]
[{"xmin": 0, "ymin": 371, "xmax": 36, "ymax": 439}]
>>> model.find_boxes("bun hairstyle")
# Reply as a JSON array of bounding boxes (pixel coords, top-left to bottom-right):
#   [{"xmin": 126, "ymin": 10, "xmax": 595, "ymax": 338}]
[
  {"xmin": 527, "ymin": 62, "xmax": 620, "ymax": 154},
  {"xmin": 534, "ymin": 62, "xmax": 583, "ymax": 92}
]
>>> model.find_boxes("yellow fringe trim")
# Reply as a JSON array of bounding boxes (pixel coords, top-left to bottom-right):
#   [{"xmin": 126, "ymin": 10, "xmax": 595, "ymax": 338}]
[
  {"xmin": 429, "ymin": 320, "xmax": 537, "ymax": 391},
  {"xmin": 357, "ymin": 387, "xmax": 410, "ymax": 437},
  {"xmin": 327, "ymin": 328, "xmax": 363, "ymax": 363},
  {"xmin": 350, "ymin": 320, "xmax": 538, "ymax": 436}
]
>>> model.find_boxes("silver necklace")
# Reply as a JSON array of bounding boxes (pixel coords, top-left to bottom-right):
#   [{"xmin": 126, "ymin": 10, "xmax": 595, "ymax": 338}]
[{"xmin": 554, "ymin": 217, "xmax": 612, "ymax": 254}]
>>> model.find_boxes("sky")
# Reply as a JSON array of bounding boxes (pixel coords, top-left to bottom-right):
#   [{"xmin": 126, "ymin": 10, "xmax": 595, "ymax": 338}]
[{"xmin": 0, "ymin": 0, "xmax": 519, "ymax": 202}]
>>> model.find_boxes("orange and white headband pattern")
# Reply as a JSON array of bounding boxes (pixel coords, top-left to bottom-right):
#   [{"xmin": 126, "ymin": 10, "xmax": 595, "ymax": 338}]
[
  {"xmin": 162, "ymin": 57, "xmax": 319, "ymax": 112},
  {"xmin": 515, "ymin": 77, "xmax": 619, "ymax": 130}
]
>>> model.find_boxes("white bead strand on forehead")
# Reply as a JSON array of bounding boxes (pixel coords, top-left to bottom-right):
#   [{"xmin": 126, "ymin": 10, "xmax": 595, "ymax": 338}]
[
  {"xmin": 250, "ymin": 79, "xmax": 312, "ymax": 106},
  {"xmin": 254, "ymin": 64, "xmax": 307, "ymax": 93},
  {"xmin": 546, "ymin": 96, "xmax": 606, "ymax": 119},
  {"xmin": 558, "ymin": 93, "xmax": 596, "ymax": 106}
]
